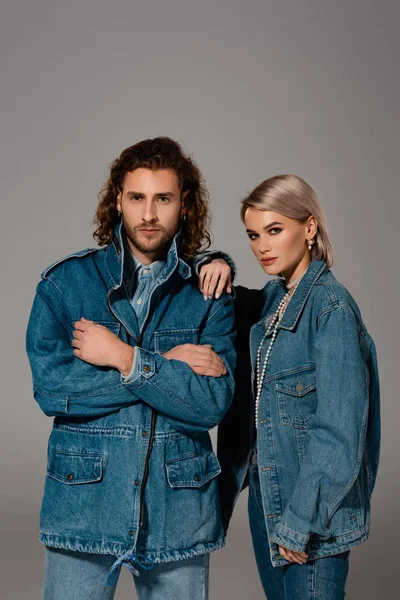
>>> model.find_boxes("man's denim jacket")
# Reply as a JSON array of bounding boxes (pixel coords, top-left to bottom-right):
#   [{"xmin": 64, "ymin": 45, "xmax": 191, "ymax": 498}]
[
  {"xmin": 26, "ymin": 223, "xmax": 236, "ymax": 569},
  {"xmin": 218, "ymin": 260, "xmax": 380, "ymax": 566}
]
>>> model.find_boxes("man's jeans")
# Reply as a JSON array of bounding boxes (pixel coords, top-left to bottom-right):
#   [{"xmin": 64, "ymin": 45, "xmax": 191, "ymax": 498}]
[
  {"xmin": 248, "ymin": 450, "xmax": 350, "ymax": 600},
  {"xmin": 43, "ymin": 547, "xmax": 209, "ymax": 600}
]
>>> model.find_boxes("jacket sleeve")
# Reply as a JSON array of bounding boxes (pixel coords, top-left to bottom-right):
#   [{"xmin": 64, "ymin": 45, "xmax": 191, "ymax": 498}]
[
  {"xmin": 269, "ymin": 304, "xmax": 370, "ymax": 552},
  {"xmin": 26, "ymin": 277, "xmax": 141, "ymax": 417},
  {"xmin": 121, "ymin": 294, "xmax": 236, "ymax": 434}
]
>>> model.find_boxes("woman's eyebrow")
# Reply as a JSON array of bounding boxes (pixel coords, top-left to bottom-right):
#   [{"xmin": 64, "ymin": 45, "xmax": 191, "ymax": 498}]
[
  {"xmin": 263, "ymin": 221, "xmax": 282, "ymax": 230},
  {"xmin": 246, "ymin": 221, "xmax": 282, "ymax": 234}
]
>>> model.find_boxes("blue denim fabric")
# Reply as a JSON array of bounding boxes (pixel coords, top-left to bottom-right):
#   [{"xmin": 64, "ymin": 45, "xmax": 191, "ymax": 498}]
[
  {"xmin": 25, "ymin": 223, "xmax": 236, "ymax": 568},
  {"xmin": 251, "ymin": 261, "xmax": 380, "ymax": 563},
  {"xmin": 217, "ymin": 259, "xmax": 380, "ymax": 566},
  {"xmin": 122, "ymin": 237, "xmax": 165, "ymax": 380},
  {"xmin": 248, "ymin": 452, "xmax": 350, "ymax": 599},
  {"xmin": 44, "ymin": 547, "xmax": 209, "ymax": 600},
  {"xmin": 123, "ymin": 238, "xmax": 166, "ymax": 327}
]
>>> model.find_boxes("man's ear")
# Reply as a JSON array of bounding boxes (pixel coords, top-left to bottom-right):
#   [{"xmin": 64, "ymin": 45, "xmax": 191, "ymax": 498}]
[
  {"xmin": 181, "ymin": 189, "xmax": 189, "ymax": 216},
  {"xmin": 116, "ymin": 192, "xmax": 122, "ymax": 213}
]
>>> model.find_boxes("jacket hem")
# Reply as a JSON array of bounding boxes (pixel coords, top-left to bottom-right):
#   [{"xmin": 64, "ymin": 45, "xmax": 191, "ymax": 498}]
[{"xmin": 39, "ymin": 532, "xmax": 225, "ymax": 563}]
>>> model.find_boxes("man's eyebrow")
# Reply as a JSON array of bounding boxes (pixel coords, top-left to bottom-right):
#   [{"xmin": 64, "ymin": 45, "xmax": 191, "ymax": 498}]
[
  {"xmin": 126, "ymin": 191, "xmax": 175, "ymax": 197},
  {"xmin": 127, "ymin": 191, "xmax": 144, "ymax": 197}
]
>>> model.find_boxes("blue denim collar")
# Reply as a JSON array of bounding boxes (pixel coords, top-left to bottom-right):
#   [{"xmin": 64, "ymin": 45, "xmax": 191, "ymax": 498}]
[
  {"xmin": 275, "ymin": 259, "xmax": 327, "ymax": 331},
  {"xmin": 122, "ymin": 236, "xmax": 166, "ymax": 287},
  {"xmin": 259, "ymin": 259, "xmax": 328, "ymax": 333},
  {"xmin": 107, "ymin": 221, "xmax": 192, "ymax": 289}
]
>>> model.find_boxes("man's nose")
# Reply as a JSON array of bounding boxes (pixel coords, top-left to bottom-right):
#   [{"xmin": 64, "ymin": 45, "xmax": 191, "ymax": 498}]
[{"xmin": 142, "ymin": 199, "xmax": 158, "ymax": 222}]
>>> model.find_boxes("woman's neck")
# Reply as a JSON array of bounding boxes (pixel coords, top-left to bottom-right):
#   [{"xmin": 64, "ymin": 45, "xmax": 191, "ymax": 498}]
[{"xmin": 283, "ymin": 255, "xmax": 312, "ymax": 288}]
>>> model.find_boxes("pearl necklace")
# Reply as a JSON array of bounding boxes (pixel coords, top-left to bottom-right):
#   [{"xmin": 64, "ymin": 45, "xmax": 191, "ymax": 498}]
[
  {"xmin": 255, "ymin": 269, "xmax": 308, "ymax": 428},
  {"xmin": 286, "ymin": 273, "xmax": 304, "ymax": 289}
]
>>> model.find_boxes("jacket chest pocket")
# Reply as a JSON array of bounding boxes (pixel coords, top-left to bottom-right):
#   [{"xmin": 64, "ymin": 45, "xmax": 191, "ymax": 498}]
[
  {"xmin": 154, "ymin": 328, "xmax": 200, "ymax": 354},
  {"xmin": 275, "ymin": 367, "xmax": 317, "ymax": 429}
]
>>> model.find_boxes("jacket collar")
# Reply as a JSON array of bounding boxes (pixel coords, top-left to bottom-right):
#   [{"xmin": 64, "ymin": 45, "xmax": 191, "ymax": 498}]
[
  {"xmin": 265, "ymin": 259, "xmax": 328, "ymax": 331},
  {"xmin": 122, "ymin": 237, "xmax": 166, "ymax": 287},
  {"xmin": 106, "ymin": 221, "xmax": 192, "ymax": 289}
]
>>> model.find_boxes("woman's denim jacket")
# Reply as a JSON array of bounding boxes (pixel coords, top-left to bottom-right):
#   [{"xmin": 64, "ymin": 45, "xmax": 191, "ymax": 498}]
[
  {"xmin": 218, "ymin": 260, "xmax": 380, "ymax": 566},
  {"xmin": 26, "ymin": 223, "xmax": 236, "ymax": 569}
]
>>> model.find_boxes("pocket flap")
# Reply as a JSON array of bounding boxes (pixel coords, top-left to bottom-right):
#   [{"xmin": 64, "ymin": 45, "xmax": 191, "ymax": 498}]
[
  {"xmin": 275, "ymin": 370, "xmax": 316, "ymax": 397},
  {"xmin": 47, "ymin": 451, "xmax": 103, "ymax": 485},
  {"xmin": 166, "ymin": 451, "xmax": 221, "ymax": 488},
  {"xmin": 275, "ymin": 367, "xmax": 317, "ymax": 429}
]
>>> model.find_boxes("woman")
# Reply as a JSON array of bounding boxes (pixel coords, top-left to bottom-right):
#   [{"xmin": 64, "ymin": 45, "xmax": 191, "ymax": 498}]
[{"xmin": 199, "ymin": 175, "xmax": 380, "ymax": 599}]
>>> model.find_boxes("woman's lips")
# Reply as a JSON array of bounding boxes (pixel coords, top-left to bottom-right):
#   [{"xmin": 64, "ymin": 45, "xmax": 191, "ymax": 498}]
[{"xmin": 261, "ymin": 257, "xmax": 277, "ymax": 265}]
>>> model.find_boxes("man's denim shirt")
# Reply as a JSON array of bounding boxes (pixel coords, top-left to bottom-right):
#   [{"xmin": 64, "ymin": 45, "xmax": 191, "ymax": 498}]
[
  {"xmin": 122, "ymin": 238, "xmax": 165, "ymax": 381},
  {"xmin": 218, "ymin": 260, "xmax": 380, "ymax": 567},
  {"xmin": 25, "ymin": 223, "xmax": 236, "ymax": 570}
]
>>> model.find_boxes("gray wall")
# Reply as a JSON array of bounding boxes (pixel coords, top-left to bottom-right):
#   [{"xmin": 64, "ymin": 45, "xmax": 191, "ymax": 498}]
[{"xmin": 1, "ymin": 1, "xmax": 398, "ymax": 598}]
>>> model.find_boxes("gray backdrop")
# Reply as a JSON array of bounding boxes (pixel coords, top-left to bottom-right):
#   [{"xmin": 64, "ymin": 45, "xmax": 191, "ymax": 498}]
[{"xmin": 1, "ymin": 1, "xmax": 399, "ymax": 598}]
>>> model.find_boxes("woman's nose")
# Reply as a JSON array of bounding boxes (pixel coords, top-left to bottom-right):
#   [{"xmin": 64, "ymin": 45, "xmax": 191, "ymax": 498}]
[{"xmin": 258, "ymin": 242, "xmax": 271, "ymax": 254}]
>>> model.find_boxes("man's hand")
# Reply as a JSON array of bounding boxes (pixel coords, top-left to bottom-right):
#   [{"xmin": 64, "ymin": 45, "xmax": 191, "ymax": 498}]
[
  {"xmin": 199, "ymin": 259, "xmax": 232, "ymax": 300},
  {"xmin": 163, "ymin": 344, "xmax": 227, "ymax": 377},
  {"xmin": 278, "ymin": 545, "xmax": 308, "ymax": 565},
  {"xmin": 72, "ymin": 318, "xmax": 134, "ymax": 376}
]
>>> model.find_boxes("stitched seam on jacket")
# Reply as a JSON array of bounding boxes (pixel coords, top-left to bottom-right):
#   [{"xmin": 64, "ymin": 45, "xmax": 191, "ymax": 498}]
[{"xmin": 36, "ymin": 383, "xmax": 126, "ymax": 400}]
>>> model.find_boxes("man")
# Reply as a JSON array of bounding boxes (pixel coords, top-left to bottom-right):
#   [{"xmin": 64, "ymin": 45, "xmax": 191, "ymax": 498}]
[{"xmin": 26, "ymin": 137, "xmax": 236, "ymax": 599}]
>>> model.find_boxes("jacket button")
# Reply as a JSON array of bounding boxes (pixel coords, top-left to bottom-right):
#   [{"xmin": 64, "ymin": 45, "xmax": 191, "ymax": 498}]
[
  {"xmin": 129, "ymin": 530, "xmax": 135, "ymax": 537},
  {"xmin": 194, "ymin": 474, "xmax": 201, "ymax": 482},
  {"xmin": 134, "ymin": 480, "xmax": 139, "ymax": 486},
  {"xmin": 142, "ymin": 431, "xmax": 147, "ymax": 437},
  {"xmin": 296, "ymin": 381, "xmax": 304, "ymax": 392},
  {"xmin": 143, "ymin": 366, "xmax": 151, "ymax": 373},
  {"xmin": 67, "ymin": 474, "xmax": 73, "ymax": 480}
]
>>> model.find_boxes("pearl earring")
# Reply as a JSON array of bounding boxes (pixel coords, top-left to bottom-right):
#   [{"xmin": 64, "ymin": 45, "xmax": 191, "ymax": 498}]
[{"xmin": 308, "ymin": 238, "xmax": 315, "ymax": 251}]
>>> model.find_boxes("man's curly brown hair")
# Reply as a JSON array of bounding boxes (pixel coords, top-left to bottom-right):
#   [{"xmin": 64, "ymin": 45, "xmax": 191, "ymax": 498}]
[{"xmin": 93, "ymin": 137, "xmax": 212, "ymax": 258}]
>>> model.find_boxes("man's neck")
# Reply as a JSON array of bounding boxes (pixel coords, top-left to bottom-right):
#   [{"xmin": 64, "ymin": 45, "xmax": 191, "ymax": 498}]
[{"xmin": 125, "ymin": 237, "xmax": 166, "ymax": 266}]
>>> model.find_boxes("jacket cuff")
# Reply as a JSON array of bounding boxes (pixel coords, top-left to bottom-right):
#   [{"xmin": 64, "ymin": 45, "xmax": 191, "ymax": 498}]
[
  {"xmin": 121, "ymin": 346, "xmax": 141, "ymax": 384},
  {"xmin": 269, "ymin": 522, "xmax": 310, "ymax": 553},
  {"xmin": 121, "ymin": 348, "xmax": 156, "ymax": 385},
  {"xmin": 195, "ymin": 251, "xmax": 236, "ymax": 283},
  {"xmin": 270, "ymin": 502, "xmax": 332, "ymax": 552}
]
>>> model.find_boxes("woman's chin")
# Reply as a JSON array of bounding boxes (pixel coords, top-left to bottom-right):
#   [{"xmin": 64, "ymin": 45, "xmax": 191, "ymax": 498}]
[{"xmin": 260, "ymin": 262, "xmax": 281, "ymax": 276}]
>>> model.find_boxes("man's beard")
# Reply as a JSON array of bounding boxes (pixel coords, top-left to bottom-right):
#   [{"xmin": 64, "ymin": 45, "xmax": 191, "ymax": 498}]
[{"xmin": 123, "ymin": 220, "xmax": 178, "ymax": 258}]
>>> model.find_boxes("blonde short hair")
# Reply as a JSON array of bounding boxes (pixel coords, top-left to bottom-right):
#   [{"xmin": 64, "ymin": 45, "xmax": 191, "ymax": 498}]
[{"xmin": 241, "ymin": 174, "xmax": 333, "ymax": 268}]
